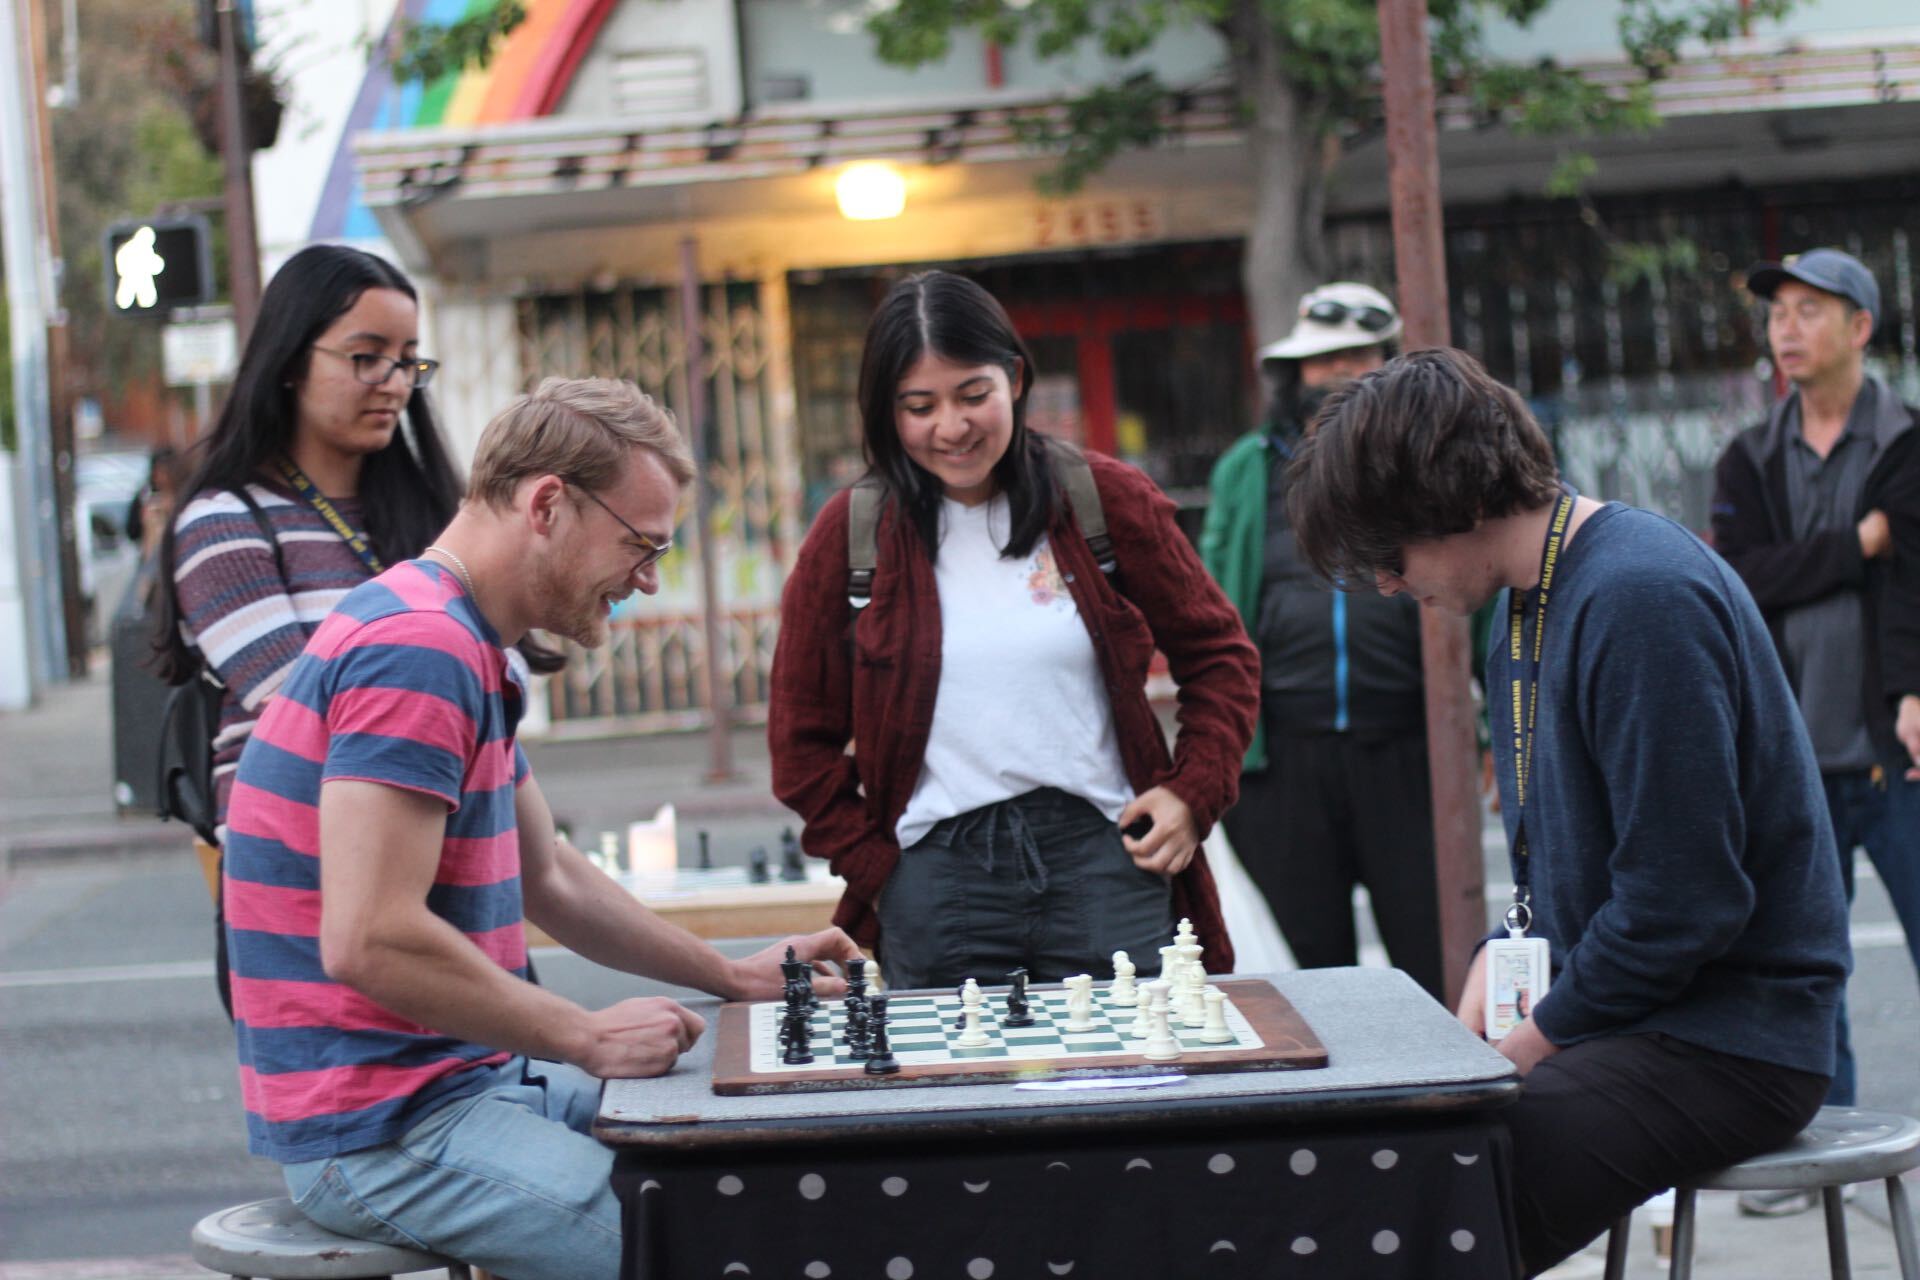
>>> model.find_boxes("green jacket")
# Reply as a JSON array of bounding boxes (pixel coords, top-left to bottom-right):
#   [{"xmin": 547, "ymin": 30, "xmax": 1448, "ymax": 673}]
[
  {"xmin": 1198, "ymin": 427, "xmax": 1494, "ymax": 776},
  {"xmin": 1198, "ymin": 430, "xmax": 1277, "ymax": 771}
]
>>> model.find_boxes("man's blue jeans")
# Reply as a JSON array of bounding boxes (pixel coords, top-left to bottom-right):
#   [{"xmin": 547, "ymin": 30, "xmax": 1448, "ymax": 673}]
[
  {"xmin": 1824, "ymin": 763, "xmax": 1920, "ymax": 1107},
  {"xmin": 283, "ymin": 1058, "xmax": 619, "ymax": 1280}
]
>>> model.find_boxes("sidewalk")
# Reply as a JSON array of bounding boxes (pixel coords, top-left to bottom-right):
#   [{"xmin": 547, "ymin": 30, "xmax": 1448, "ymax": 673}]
[{"xmin": 0, "ymin": 664, "xmax": 793, "ymax": 871}]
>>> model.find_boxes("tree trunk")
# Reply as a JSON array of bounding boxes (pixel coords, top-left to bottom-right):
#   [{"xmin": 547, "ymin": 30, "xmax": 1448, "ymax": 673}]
[{"xmin": 1228, "ymin": 0, "xmax": 1330, "ymax": 349}]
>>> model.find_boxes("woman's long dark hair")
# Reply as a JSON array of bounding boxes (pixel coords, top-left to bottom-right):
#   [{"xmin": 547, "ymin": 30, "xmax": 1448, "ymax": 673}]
[
  {"xmin": 150, "ymin": 245, "xmax": 559, "ymax": 680},
  {"xmin": 856, "ymin": 270, "xmax": 1054, "ymax": 560}
]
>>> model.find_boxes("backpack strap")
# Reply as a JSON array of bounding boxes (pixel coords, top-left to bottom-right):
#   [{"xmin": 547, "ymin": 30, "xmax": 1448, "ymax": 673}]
[
  {"xmin": 1043, "ymin": 437, "xmax": 1116, "ymax": 575},
  {"xmin": 847, "ymin": 476, "xmax": 885, "ymax": 611}
]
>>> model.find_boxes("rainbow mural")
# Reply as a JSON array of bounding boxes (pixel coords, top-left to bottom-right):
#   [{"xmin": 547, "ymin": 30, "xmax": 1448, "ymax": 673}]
[{"xmin": 312, "ymin": 0, "xmax": 617, "ymax": 240}]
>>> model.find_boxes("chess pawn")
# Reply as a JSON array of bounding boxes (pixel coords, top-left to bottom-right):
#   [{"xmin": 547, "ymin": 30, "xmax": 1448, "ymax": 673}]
[
  {"xmin": 1140, "ymin": 982, "xmax": 1181, "ymax": 1061},
  {"xmin": 1130, "ymin": 975, "xmax": 1158, "ymax": 1039},
  {"xmin": 1200, "ymin": 989, "xmax": 1234, "ymax": 1044}
]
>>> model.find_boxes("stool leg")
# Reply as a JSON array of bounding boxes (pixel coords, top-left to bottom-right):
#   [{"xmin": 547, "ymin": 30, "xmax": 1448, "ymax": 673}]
[
  {"xmin": 1887, "ymin": 1175, "xmax": 1918, "ymax": 1280},
  {"xmin": 1823, "ymin": 1184, "xmax": 1852, "ymax": 1280},
  {"xmin": 1669, "ymin": 1187, "xmax": 1699, "ymax": 1280},
  {"xmin": 1602, "ymin": 1214, "xmax": 1631, "ymax": 1280}
]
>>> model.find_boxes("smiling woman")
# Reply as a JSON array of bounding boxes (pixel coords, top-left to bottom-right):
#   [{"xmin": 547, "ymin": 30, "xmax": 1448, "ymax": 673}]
[
  {"xmin": 146, "ymin": 246, "xmax": 496, "ymax": 1015},
  {"xmin": 769, "ymin": 270, "xmax": 1260, "ymax": 991}
]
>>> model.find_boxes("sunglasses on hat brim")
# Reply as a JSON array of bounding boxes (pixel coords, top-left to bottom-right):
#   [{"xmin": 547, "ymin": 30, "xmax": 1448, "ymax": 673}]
[{"xmin": 1303, "ymin": 300, "xmax": 1396, "ymax": 333}]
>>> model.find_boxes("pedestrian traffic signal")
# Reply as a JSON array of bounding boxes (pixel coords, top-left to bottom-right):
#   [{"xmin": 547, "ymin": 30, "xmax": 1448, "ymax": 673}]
[{"xmin": 103, "ymin": 217, "xmax": 213, "ymax": 317}]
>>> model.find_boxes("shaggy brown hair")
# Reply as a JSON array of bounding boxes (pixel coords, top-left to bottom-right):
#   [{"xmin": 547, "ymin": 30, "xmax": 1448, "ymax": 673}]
[{"xmin": 1286, "ymin": 347, "xmax": 1560, "ymax": 584}]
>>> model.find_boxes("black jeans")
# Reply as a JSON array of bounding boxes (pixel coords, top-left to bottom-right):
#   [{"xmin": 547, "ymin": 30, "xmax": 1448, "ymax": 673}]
[
  {"xmin": 876, "ymin": 787, "xmax": 1175, "ymax": 991},
  {"xmin": 1506, "ymin": 1031, "xmax": 1829, "ymax": 1277},
  {"xmin": 1224, "ymin": 727, "xmax": 1445, "ymax": 1001}
]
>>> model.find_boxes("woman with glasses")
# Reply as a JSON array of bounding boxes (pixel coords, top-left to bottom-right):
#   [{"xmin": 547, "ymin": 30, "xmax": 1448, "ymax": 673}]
[
  {"xmin": 769, "ymin": 270, "xmax": 1259, "ymax": 991},
  {"xmin": 151, "ymin": 245, "xmax": 556, "ymax": 1008}
]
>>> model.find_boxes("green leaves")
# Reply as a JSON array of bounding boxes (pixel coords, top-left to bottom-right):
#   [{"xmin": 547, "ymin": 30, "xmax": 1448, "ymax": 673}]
[
  {"xmin": 1011, "ymin": 72, "xmax": 1171, "ymax": 194},
  {"xmin": 388, "ymin": 0, "xmax": 529, "ymax": 87}
]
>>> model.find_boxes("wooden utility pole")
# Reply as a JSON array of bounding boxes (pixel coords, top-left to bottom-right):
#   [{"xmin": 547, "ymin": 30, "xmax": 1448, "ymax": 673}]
[
  {"xmin": 1375, "ymin": 0, "xmax": 1486, "ymax": 1005},
  {"xmin": 215, "ymin": 0, "xmax": 260, "ymax": 342},
  {"xmin": 678, "ymin": 237, "xmax": 738, "ymax": 783},
  {"xmin": 24, "ymin": 0, "xmax": 84, "ymax": 675}
]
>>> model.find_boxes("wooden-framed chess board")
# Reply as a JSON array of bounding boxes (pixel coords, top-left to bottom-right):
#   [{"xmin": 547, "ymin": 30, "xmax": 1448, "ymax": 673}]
[{"xmin": 709, "ymin": 978, "xmax": 1328, "ymax": 1095}]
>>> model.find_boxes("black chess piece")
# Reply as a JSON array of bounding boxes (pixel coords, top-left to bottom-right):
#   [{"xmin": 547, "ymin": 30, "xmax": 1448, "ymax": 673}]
[
  {"xmin": 864, "ymin": 994, "xmax": 899, "ymax": 1075},
  {"xmin": 779, "ymin": 827, "xmax": 807, "ymax": 881},
  {"xmin": 781, "ymin": 1004, "xmax": 815, "ymax": 1065},
  {"xmin": 1003, "ymin": 967, "xmax": 1035, "ymax": 1027},
  {"xmin": 748, "ymin": 846, "xmax": 771, "ymax": 883},
  {"xmin": 843, "ymin": 996, "xmax": 871, "ymax": 1061},
  {"xmin": 697, "ymin": 830, "xmax": 713, "ymax": 870},
  {"xmin": 848, "ymin": 956, "xmax": 868, "ymax": 1000}
]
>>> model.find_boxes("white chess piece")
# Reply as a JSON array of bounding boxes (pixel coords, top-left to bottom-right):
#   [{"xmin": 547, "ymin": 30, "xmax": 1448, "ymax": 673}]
[
  {"xmin": 1175, "ymin": 917, "xmax": 1198, "ymax": 949},
  {"xmin": 1063, "ymin": 974, "xmax": 1097, "ymax": 1032},
  {"xmin": 1180, "ymin": 956, "xmax": 1208, "ymax": 1028},
  {"xmin": 1200, "ymin": 989, "xmax": 1234, "ymax": 1043},
  {"xmin": 1140, "ymin": 981, "xmax": 1181, "ymax": 1061},
  {"xmin": 1109, "ymin": 950, "xmax": 1138, "ymax": 1006},
  {"xmin": 957, "ymin": 979, "xmax": 989, "ymax": 1046},
  {"xmin": 1158, "ymin": 944, "xmax": 1183, "ymax": 999}
]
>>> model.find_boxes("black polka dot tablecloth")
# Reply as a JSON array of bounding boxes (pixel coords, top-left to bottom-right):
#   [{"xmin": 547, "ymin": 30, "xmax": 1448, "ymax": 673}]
[{"xmin": 615, "ymin": 1118, "xmax": 1517, "ymax": 1278}]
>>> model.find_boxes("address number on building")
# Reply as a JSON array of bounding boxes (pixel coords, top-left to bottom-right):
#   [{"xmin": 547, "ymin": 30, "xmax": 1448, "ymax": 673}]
[{"xmin": 1033, "ymin": 200, "xmax": 1163, "ymax": 249}]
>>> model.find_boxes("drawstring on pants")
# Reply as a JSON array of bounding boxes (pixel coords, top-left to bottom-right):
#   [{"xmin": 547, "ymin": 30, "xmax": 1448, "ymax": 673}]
[{"xmin": 952, "ymin": 801, "xmax": 1050, "ymax": 897}]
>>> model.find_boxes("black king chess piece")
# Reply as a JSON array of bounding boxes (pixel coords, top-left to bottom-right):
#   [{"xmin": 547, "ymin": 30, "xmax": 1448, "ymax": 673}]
[
  {"xmin": 842, "ymin": 956, "xmax": 872, "ymax": 1060},
  {"xmin": 1002, "ymin": 967, "xmax": 1035, "ymax": 1027},
  {"xmin": 864, "ymin": 993, "xmax": 899, "ymax": 1075},
  {"xmin": 779, "ymin": 946, "xmax": 816, "ymax": 1065}
]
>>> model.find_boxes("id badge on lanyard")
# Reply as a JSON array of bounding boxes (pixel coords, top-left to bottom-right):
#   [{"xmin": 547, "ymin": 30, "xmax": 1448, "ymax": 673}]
[{"xmin": 1486, "ymin": 489, "xmax": 1575, "ymax": 1042}]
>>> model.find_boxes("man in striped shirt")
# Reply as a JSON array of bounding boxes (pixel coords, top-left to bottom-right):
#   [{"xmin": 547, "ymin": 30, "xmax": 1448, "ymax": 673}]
[{"xmin": 223, "ymin": 377, "xmax": 860, "ymax": 1280}]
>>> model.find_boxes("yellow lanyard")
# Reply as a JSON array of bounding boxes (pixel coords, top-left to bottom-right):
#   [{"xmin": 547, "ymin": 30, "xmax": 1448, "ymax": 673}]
[
  {"xmin": 276, "ymin": 458, "xmax": 384, "ymax": 575},
  {"xmin": 1504, "ymin": 490, "xmax": 1576, "ymax": 928}
]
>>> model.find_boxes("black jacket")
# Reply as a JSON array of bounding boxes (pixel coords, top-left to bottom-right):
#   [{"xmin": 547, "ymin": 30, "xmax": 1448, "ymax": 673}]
[{"xmin": 1709, "ymin": 378, "xmax": 1920, "ymax": 761}]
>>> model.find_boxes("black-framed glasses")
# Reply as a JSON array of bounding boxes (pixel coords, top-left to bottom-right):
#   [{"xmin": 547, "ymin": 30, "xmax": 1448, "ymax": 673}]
[
  {"xmin": 311, "ymin": 345, "xmax": 440, "ymax": 388},
  {"xmin": 1303, "ymin": 300, "xmax": 1397, "ymax": 334},
  {"xmin": 569, "ymin": 482, "xmax": 674, "ymax": 570}
]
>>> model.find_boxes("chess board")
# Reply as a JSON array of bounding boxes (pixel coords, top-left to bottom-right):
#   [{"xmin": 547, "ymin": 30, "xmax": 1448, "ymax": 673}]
[{"xmin": 709, "ymin": 978, "xmax": 1327, "ymax": 1095}]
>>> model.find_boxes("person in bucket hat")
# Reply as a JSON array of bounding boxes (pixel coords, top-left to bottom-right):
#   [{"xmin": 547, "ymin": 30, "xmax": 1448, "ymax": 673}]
[{"xmin": 1200, "ymin": 282, "xmax": 1447, "ymax": 1001}]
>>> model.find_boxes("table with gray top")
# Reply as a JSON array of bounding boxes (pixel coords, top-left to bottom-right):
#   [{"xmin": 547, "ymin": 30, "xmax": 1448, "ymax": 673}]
[{"xmin": 598, "ymin": 967, "xmax": 1522, "ymax": 1278}]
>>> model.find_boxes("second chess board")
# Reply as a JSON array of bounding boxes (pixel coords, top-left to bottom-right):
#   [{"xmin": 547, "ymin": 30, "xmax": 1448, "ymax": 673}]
[{"xmin": 711, "ymin": 979, "xmax": 1329, "ymax": 1095}]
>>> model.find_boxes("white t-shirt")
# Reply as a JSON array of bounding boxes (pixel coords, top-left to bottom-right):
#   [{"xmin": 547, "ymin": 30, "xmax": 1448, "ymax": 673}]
[{"xmin": 895, "ymin": 494, "xmax": 1134, "ymax": 849}]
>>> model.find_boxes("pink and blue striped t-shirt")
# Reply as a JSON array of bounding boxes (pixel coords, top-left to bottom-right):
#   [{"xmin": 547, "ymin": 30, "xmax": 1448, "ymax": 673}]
[{"xmin": 222, "ymin": 559, "xmax": 531, "ymax": 1163}]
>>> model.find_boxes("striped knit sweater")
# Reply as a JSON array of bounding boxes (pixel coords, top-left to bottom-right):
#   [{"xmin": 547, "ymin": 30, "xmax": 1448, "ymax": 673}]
[{"xmin": 171, "ymin": 478, "xmax": 377, "ymax": 828}]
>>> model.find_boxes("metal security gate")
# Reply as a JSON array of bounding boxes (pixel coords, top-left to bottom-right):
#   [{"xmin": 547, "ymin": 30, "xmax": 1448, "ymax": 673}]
[
  {"xmin": 1330, "ymin": 181, "xmax": 1920, "ymax": 532},
  {"xmin": 515, "ymin": 280, "xmax": 797, "ymax": 734}
]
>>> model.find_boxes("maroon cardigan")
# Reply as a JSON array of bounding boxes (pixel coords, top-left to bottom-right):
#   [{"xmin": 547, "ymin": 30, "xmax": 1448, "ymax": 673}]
[{"xmin": 768, "ymin": 448, "xmax": 1259, "ymax": 969}]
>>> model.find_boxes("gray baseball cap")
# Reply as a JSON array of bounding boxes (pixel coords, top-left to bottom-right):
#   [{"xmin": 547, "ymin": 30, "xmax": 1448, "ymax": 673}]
[{"xmin": 1746, "ymin": 248, "xmax": 1880, "ymax": 323}]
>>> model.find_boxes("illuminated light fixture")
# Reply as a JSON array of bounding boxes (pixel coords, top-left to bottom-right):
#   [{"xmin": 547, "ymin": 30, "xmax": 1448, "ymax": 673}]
[{"xmin": 836, "ymin": 161, "xmax": 907, "ymax": 221}]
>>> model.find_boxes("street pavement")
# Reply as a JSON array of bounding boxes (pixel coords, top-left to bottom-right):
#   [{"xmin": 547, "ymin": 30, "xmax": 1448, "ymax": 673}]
[{"xmin": 2, "ymin": 665, "xmax": 1916, "ymax": 1277}]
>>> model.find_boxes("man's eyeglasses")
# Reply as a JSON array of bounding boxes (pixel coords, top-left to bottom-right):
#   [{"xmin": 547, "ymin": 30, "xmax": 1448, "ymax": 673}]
[
  {"xmin": 1303, "ymin": 300, "xmax": 1397, "ymax": 334},
  {"xmin": 312, "ymin": 346, "xmax": 441, "ymax": 388},
  {"xmin": 569, "ymin": 482, "xmax": 674, "ymax": 570}
]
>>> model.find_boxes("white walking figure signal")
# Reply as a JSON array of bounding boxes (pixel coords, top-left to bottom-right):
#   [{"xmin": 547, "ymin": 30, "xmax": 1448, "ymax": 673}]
[{"xmin": 115, "ymin": 226, "xmax": 166, "ymax": 310}]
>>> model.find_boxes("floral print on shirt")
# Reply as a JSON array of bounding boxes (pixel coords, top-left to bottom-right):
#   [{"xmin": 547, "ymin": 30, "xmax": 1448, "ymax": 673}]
[{"xmin": 1027, "ymin": 544, "xmax": 1073, "ymax": 610}]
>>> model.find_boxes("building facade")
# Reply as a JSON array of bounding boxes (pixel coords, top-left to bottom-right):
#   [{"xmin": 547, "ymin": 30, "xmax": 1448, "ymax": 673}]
[{"xmin": 250, "ymin": 0, "xmax": 1920, "ymax": 733}]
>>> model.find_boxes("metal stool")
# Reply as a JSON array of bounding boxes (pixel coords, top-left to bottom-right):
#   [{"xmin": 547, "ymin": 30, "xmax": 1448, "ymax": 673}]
[
  {"xmin": 190, "ymin": 1196, "xmax": 473, "ymax": 1279},
  {"xmin": 1602, "ymin": 1107, "xmax": 1920, "ymax": 1280}
]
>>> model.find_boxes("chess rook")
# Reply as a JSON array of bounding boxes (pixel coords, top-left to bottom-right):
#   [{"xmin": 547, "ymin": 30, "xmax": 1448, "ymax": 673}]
[{"xmin": 1201, "ymin": 989, "xmax": 1234, "ymax": 1043}]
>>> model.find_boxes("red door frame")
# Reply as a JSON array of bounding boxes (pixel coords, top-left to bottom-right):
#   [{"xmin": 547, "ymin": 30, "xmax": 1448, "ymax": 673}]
[{"xmin": 1006, "ymin": 294, "xmax": 1250, "ymax": 454}]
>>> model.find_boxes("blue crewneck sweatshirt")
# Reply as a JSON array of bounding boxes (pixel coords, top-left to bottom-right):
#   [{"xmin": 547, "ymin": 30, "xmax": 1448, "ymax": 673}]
[{"xmin": 1489, "ymin": 503, "xmax": 1848, "ymax": 1076}]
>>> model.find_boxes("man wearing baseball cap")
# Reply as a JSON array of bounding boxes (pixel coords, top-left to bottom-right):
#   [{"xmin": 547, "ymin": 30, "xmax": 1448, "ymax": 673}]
[
  {"xmin": 1710, "ymin": 247, "xmax": 1920, "ymax": 1215},
  {"xmin": 1200, "ymin": 283, "xmax": 1447, "ymax": 1001}
]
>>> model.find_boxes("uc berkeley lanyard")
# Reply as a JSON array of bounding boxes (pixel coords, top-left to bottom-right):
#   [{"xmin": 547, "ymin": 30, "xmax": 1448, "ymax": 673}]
[
  {"xmin": 1504, "ymin": 488, "xmax": 1576, "ymax": 933},
  {"xmin": 276, "ymin": 458, "xmax": 384, "ymax": 576}
]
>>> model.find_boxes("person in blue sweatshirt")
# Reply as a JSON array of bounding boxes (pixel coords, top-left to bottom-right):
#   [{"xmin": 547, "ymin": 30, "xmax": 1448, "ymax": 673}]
[{"xmin": 1284, "ymin": 346, "xmax": 1850, "ymax": 1278}]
